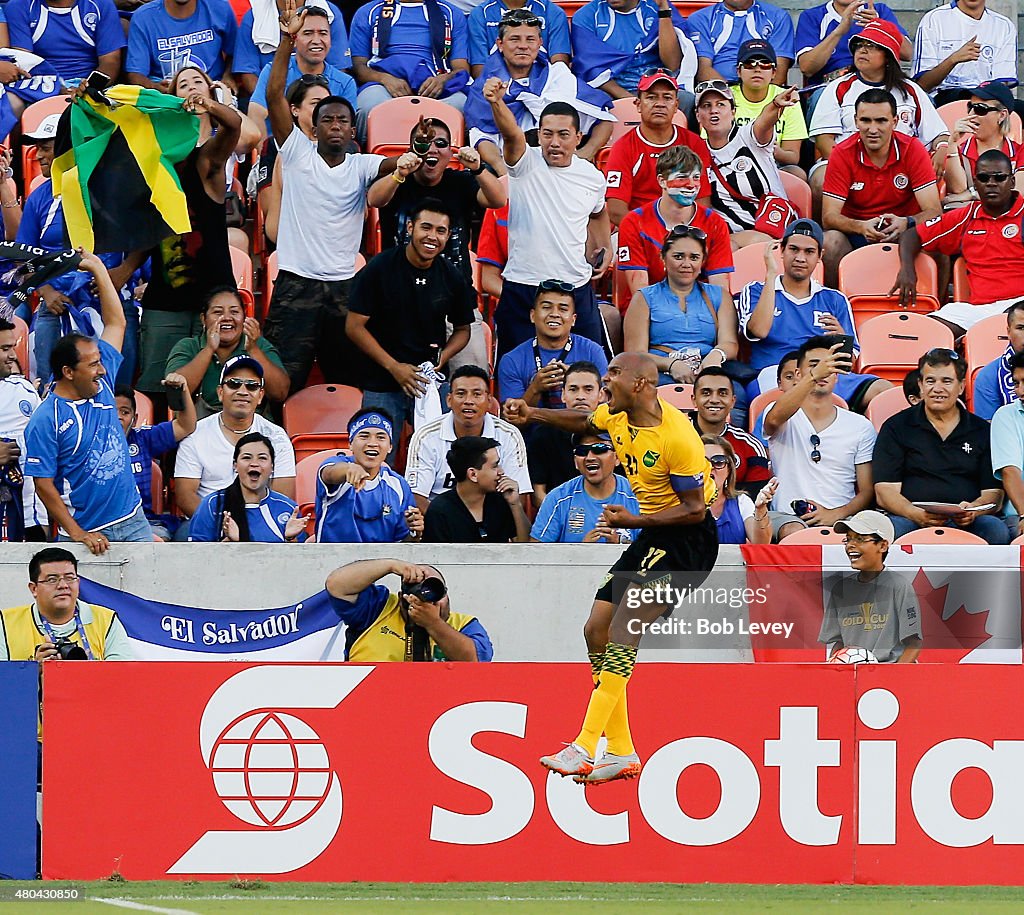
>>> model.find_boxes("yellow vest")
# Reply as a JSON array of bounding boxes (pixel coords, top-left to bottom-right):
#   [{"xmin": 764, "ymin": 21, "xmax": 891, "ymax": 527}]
[
  {"xmin": 348, "ymin": 592, "xmax": 479, "ymax": 662},
  {"xmin": 1, "ymin": 602, "xmax": 115, "ymax": 661}
]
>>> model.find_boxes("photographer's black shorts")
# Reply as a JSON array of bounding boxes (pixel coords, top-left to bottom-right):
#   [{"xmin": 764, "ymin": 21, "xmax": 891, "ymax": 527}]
[{"xmin": 594, "ymin": 512, "xmax": 719, "ymax": 614}]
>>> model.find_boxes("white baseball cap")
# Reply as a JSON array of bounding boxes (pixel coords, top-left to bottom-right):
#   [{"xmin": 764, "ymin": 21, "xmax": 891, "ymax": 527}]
[
  {"xmin": 834, "ymin": 510, "xmax": 895, "ymax": 543},
  {"xmin": 24, "ymin": 113, "xmax": 60, "ymax": 142}
]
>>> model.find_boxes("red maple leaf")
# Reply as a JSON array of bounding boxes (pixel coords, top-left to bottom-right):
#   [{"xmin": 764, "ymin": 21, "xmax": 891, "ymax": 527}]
[{"xmin": 912, "ymin": 568, "xmax": 992, "ymax": 657}]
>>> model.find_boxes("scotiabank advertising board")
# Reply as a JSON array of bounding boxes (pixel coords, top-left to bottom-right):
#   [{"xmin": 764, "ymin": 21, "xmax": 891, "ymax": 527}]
[{"xmin": 42, "ymin": 663, "xmax": 1024, "ymax": 884}]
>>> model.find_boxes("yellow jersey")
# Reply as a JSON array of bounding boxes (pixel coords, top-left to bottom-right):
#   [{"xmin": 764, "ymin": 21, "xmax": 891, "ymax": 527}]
[{"xmin": 590, "ymin": 399, "xmax": 716, "ymax": 514}]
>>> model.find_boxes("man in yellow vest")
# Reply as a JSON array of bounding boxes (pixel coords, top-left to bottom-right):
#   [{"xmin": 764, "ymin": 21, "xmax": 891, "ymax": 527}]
[
  {"xmin": 325, "ymin": 559, "xmax": 493, "ymax": 661},
  {"xmin": 0, "ymin": 548, "xmax": 132, "ymax": 662}
]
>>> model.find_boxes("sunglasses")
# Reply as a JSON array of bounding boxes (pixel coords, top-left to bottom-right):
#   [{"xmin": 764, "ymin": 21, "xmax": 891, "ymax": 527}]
[
  {"xmin": 740, "ymin": 60, "xmax": 774, "ymax": 70},
  {"xmin": 696, "ymin": 79, "xmax": 730, "ymax": 95},
  {"xmin": 296, "ymin": 73, "xmax": 330, "ymax": 87},
  {"xmin": 708, "ymin": 454, "xmax": 731, "ymax": 467},
  {"xmin": 539, "ymin": 279, "xmax": 574, "ymax": 293},
  {"xmin": 500, "ymin": 9, "xmax": 541, "ymax": 26},
  {"xmin": 810, "ymin": 434, "xmax": 821, "ymax": 464},
  {"xmin": 222, "ymin": 377, "xmax": 263, "ymax": 391},
  {"xmin": 667, "ymin": 224, "xmax": 708, "ymax": 242},
  {"xmin": 968, "ymin": 102, "xmax": 1003, "ymax": 116},
  {"xmin": 975, "ymin": 172, "xmax": 1011, "ymax": 184},
  {"xmin": 574, "ymin": 443, "xmax": 613, "ymax": 456},
  {"xmin": 419, "ymin": 136, "xmax": 450, "ymax": 149}
]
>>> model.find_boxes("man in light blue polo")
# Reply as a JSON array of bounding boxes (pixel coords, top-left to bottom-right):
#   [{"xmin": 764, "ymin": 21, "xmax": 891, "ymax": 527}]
[{"xmin": 467, "ymin": 0, "xmax": 570, "ymax": 78}]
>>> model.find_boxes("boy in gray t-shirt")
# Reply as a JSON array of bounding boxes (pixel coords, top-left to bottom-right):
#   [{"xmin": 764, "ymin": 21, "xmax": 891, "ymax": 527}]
[{"xmin": 820, "ymin": 510, "xmax": 923, "ymax": 663}]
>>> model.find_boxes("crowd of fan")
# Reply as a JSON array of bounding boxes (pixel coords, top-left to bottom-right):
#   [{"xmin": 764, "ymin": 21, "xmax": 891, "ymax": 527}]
[{"xmin": 0, "ymin": 0, "xmax": 1021, "ymax": 551}]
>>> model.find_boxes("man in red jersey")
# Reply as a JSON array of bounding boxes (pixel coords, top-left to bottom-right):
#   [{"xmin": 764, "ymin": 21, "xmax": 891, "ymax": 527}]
[
  {"xmin": 604, "ymin": 70, "xmax": 712, "ymax": 226},
  {"xmin": 821, "ymin": 87, "xmax": 940, "ymax": 286}
]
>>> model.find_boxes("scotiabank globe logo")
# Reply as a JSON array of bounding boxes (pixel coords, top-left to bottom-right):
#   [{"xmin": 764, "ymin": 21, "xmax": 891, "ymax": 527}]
[{"xmin": 168, "ymin": 666, "xmax": 373, "ymax": 875}]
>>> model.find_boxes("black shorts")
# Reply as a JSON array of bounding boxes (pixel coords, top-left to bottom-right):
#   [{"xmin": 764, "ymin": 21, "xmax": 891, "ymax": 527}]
[{"xmin": 594, "ymin": 511, "xmax": 719, "ymax": 613}]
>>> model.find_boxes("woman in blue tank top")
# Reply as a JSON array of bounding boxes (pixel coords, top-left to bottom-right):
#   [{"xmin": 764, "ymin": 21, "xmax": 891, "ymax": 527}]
[{"xmin": 703, "ymin": 435, "xmax": 775, "ymax": 545}]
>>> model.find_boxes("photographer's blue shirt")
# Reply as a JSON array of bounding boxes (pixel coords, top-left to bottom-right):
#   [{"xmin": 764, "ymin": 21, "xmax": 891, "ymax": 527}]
[
  {"xmin": 232, "ymin": 4, "xmax": 351, "ymax": 75},
  {"xmin": 24, "ymin": 339, "xmax": 142, "ymax": 532},
  {"xmin": 531, "ymin": 474, "xmax": 639, "ymax": 543},
  {"xmin": 315, "ymin": 455, "xmax": 415, "ymax": 543},
  {"xmin": 189, "ymin": 487, "xmax": 302, "ymax": 542},
  {"xmin": 126, "ymin": 0, "xmax": 237, "ymax": 82},
  {"xmin": 6, "ymin": 0, "xmax": 126, "ymax": 81}
]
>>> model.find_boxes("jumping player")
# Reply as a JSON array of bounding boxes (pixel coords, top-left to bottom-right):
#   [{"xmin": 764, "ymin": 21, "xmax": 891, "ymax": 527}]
[{"xmin": 504, "ymin": 352, "xmax": 719, "ymax": 784}]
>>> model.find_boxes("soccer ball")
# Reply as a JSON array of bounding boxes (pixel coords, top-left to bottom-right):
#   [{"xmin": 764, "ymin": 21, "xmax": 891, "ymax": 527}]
[{"xmin": 829, "ymin": 646, "xmax": 879, "ymax": 664}]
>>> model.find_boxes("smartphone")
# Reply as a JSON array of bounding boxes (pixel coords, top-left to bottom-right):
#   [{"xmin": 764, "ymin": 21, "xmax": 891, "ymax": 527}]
[
  {"xmin": 589, "ymin": 247, "xmax": 606, "ymax": 271},
  {"xmin": 164, "ymin": 383, "xmax": 186, "ymax": 413},
  {"xmin": 85, "ymin": 70, "xmax": 113, "ymax": 93},
  {"xmin": 827, "ymin": 334, "xmax": 855, "ymax": 360},
  {"xmin": 791, "ymin": 500, "xmax": 815, "ymax": 517}
]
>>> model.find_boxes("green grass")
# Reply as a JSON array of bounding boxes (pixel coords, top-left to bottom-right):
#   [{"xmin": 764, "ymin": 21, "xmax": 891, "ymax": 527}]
[{"xmin": 1, "ymin": 882, "xmax": 1024, "ymax": 914}]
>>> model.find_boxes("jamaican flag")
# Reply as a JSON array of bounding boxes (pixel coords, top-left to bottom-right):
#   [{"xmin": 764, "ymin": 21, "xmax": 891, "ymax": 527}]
[{"xmin": 51, "ymin": 86, "xmax": 200, "ymax": 254}]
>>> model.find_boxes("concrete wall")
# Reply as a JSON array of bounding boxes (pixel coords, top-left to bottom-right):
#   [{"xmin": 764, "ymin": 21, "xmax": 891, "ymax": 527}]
[{"xmin": 0, "ymin": 543, "xmax": 755, "ymax": 663}]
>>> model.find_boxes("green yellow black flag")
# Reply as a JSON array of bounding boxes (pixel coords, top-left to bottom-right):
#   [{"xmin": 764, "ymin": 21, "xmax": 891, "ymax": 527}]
[{"xmin": 51, "ymin": 85, "xmax": 200, "ymax": 254}]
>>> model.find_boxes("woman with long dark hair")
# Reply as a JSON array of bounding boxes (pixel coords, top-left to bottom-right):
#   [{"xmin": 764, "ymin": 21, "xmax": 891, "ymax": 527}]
[{"xmin": 188, "ymin": 433, "xmax": 308, "ymax": 542}]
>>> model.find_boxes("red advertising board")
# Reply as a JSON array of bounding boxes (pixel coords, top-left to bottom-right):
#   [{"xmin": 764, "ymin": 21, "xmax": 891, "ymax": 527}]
[{"xmin": 41, "ymin": 662, "xmax": 1024, "ymax": 884}]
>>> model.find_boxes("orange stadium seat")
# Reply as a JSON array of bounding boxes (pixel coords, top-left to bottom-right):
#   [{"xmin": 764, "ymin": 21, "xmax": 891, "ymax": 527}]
[
  {"xmin": 657, "ymin": 383, "xmax": 694, "ymax": 410},
  {"xmin": 729, "ymin": 240, "xmax": 824, "ymax": 295},
  {"xmin": 780, "ymin": 171, "xmax": 811, "ymax": 219},
  {"xmin": 283, "ymin": 384, "xmax": 363, "ymax": 464},
  {"xmin": 893, "ymin": 527, "xmax": 987, "ymax": 546},
  {"xmin": 857, "ymin": 312, "xmax": 954, "ymax": 383},
  {"xmin": 133, "ymin": 391, "xmax": 154, "ymax": 427},
  {"xmin": 964, "ymin": 312, "xmax": 1010, "ymax": 408},
  {"xmin": 295, "ymin": 447, "xmax": 352, "ymax": 509},
  {"xmin": 150, "ymin": 462, "xmax": 164, "ymax": 515},
  {"xmin": 837, "ymin": 243, "xmax": 940, "ymax": 330},
  {"xmin": 780, "ymin": 526, "xmax": 847, "ymax": 544},
  {"xmin": 864, "ymin": 385, "xmax": 910, "ymax": 431},
  {"xmin": 365, "ymin": 97, "xmax": 465, "ymax": 159},
  {"xmin": 230, "ymin": 247, "xmax": 253, "ymax": 291},
  {"xmin": 952, "ymin": 257, "xmax": 971, "ymax": 303}
]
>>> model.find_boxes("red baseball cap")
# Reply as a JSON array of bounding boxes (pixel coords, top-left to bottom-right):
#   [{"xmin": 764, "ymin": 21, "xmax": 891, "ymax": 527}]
[
  {"xmin": 637, "ymin": 69, "xmax": 679, "ymax": 93},
  {"xmin": 849, "ymin": 19, "xmax": 902, "ymax": 62}
]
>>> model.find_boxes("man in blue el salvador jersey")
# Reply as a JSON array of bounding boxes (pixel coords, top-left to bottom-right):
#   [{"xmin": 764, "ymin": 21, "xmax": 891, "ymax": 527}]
[
  {"xmin": 24, "ymin": 254, "xmax": 153, "ymax": 553},
  {"xmin": 315, "ymin": 409, "xmax": 424, "ymax": 542}
]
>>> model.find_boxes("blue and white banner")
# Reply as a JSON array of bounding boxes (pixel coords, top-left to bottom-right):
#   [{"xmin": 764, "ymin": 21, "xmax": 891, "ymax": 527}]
[
  {"xmin": 0, "ymin": 661, "xmax": 39, "ymax": 879},
  {"xmin": 78, "ymin": 579, "xmax": 347, "ymax": 661}
]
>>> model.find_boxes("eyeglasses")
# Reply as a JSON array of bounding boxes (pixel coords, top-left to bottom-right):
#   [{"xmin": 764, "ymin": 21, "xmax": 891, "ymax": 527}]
[
  {"xmin": 740, "ymin": 60, "xmax": 774, "ymax": 70},
  {"xmin": 573, "ymin": 443, "xmax": 613, "ymax": 456},
  {"xmin": 707, "ymin": 454, "xmax": 731, "ymax": 467},
  {"xmin": 296, "ymin": 73, "xmax": 330, "ymax": 87},
  {"xmin": 38, "ymin": 574, "xmax": 79, "ymax": 586},
  {"xmin": 810, "ymin": 434, "xmax": 821, "ymax": 464},
  {"xmin": 222, "ymin": 377, "xmax": 264, "ymax": 391},
  {"xmin": 843, "ymin": 533, "xmax": 882, "ymax": 545},
  {"xmin": 975, "ymin": 172, "xmax": 1011, "ymax": 184},
  {"xmin": 968, "ymin": 102, "xmax": 1003, "ymax": 116},
  {"xmin": 539, "ymin": 279, "xmax": 574, "ymax": 293},
  {"xmin": 667, "ymin": 224, "xmax": 708, "ymax": 242}
]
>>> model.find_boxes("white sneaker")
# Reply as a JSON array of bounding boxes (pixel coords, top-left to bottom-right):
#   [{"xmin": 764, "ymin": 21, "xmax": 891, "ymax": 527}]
[
  {"xmin": 575, "ymin": 752, "xmax": 642, "ymax": 785},
  {"xmin": 540, "ymin": 743, "xmax": 594, "ymax": 777}
]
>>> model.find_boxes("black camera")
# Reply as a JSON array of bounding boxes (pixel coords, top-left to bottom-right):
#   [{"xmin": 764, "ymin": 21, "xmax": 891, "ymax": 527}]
[
  {"xmin": 53, "ymin": 636, "xmax": 88, "ymax": 660},
  {"xmin": 401, "ymin": 577, "xmax": 447, "ymax": 604}
]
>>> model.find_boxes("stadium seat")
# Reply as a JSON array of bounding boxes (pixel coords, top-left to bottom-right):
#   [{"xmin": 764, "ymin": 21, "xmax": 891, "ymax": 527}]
[
  {"xmin": 952, "ymin": 257, "xmax": 971, "ymax": 303},
  {"xmin": 295, "ymin": 447, "xmax": 352, "ymax": 508},
  {"xmin": 230, "ymin": 247, "xmax": 253, "ymax": 291},
  {"xmin": 964, "ymin": 312, "xmax": 1010, "ymax": 408},
  {"xmin": 365, "ymin": 97, "xmax": 465, "ymax": 159},
  {"xmin": 657, "ymin": 383, "xmax": 694, "ymax": 410},
  {"xmin": 864, "ymin": 385, "xmax": 910, "ymax": 431},
  {"xmin": 780, "ymin": 525, "xmax": 847, "ymax": 544},
  {"xmin": 20, "ymin": 95, "xmax": 71, "ymax": 190},
  {"xmin": 134, "ymin": 391, "xmax": 154, "ymax": 427},
  {"xmin": 857, "ymin": 312, "xmax": 954, "ymax": 383},
  {"xmin": 151, "ymin": 462, "xmax": 164, "ymax": 515},
  {"xmin": 283, "ymin": 384, "xmax": 364, "ymax": 463},
  {"xmin": 237, "ymin": 287, "xmax": 256, "ymax": 319},
  {"xmin": 837, "ymin": 244, "xmax": 940, "ymax": 330},
  {"xmin": 729, "ymin": 241, "xmax": 823, "ymax": 295},
  {"xmin": 747, "ymin": 388, "xmax": 848, "ymax": 432},
  {"xmin": 780, "ymin": 171, "xmax": 811, "ymax": 219},
  {"xmin": 10, "ymin": 315, "xmax": 28, "ymax": 376},
  {"xmin": 937, "ymin": 100, "xmax": 1023, "ymax": 143},
  {"xmin": 893, "ymin": 527, "xmax": 988, "ymax": 546}
]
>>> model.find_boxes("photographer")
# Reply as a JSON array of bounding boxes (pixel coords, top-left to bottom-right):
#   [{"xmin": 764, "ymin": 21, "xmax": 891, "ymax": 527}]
[
  {"xmin": 325, "ymin": 559, "xmax": 492, "ymax": 662},
  {"xmin": 0, "ymin": 548, "xmax": 132, "ymax": 661}
]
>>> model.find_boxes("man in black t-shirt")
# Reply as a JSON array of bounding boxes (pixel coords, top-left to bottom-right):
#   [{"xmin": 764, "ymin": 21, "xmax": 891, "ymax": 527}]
[
  {"xmin": 367, "ymin": 117, "xmax": 507, "ymax": 283},
  {"xmin": 423, "ymin": 436, "xmax": 531, "ymax": 542},
  {"xmin": 346, "ymin": 198, "xmax": 476, "ymax": 432}
]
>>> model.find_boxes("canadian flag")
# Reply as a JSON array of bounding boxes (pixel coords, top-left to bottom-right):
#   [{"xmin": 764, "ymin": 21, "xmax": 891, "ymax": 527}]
[{"xmin": 741, "ymin": 544, "xmax": 1023, "ymax": 664}]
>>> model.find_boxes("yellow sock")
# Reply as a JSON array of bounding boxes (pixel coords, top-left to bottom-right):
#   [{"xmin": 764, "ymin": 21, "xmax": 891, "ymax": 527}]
[
  {"xmin": 605, "ymin": 690, "xmax": 634, "ymax": 757},
  {"xmin": 575, "ymin": 642, "xmax": 637, "ymax": 757}
]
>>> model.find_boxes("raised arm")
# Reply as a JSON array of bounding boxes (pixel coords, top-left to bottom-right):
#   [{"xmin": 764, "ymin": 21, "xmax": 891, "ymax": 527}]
[
  {"xmin": 483, "ymin": 76, "xmax": 525, "ymax": 166},
  {"xmin": 267, "ymin": 0, "xmax": 303, "ymax": 147},
  {"xmin": 78, "ymin": 252, "xmax": 126, "ymax": 353},
  {"xmin": 752, "ymin": 86, "xmax": 798, "ymax": 146},
  {"xmin": 326, "ymin": 558, "xmax": 425, "ymax": 603}
]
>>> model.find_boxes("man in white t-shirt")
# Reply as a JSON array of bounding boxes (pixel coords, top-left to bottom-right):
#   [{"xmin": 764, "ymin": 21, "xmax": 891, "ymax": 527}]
[
  {"xmin": 405, "ymin": 364, "xmax": 531, "ymax": 513},
  {"xmin": 912, "ymin": 0, "xmax": 1018, "ymax": 110},
  {"xmin": 481, "ymin": 76, "xmax": 611, "ymax": 359},
  {"xmin": 763, "ymin": 335, "xmax": 876, "ymax": 542},
  {"xmin": 0, "ymin": 318, "xmax": 45, "ymax": 540},
  {"xmin": 173, "ymin": 356, "xmax": 296, "ymax": 540},
  {"xmin": 262, "ymin": 1, "xmax": 401, "ymax": 393},
  {"xmin": 693, "ymin": 78, "xmax": 799, "ymax": 247}
]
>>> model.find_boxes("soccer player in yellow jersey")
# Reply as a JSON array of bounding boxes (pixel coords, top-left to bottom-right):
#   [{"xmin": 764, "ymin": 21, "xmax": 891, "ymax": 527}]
[{"xmin": 505, "ymin": 352, "xmax": 719, "ymax": 784}]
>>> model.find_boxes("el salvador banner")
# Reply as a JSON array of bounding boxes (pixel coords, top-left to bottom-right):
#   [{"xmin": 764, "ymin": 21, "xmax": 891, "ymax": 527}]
[{"xmin": 78, "ymin": 578, "xmax": 348, "ymax": 661}]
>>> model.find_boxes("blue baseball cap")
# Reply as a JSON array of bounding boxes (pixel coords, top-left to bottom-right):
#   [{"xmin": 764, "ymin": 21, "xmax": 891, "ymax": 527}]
[
  {"xmin": 219, "ymin": 354, "xmax": 264, "ymax": 384},
  {"xmin": 738, "ymin": 39, "xmax": 777, "ymax": 65},
  {"xmin": 783, "ymin": 218, "xmax": 824, "ymax": 247}
]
